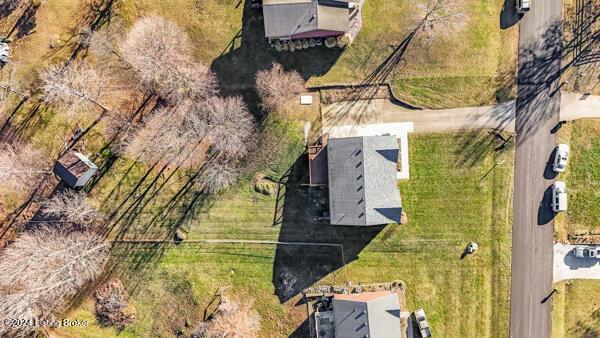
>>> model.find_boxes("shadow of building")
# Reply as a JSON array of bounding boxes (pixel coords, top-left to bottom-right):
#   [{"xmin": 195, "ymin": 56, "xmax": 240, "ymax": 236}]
[
  {"xmin": 210, "ymin": 1, "xmax": 343, "ymax": 112},
  {"xmin": 272, "ymin": 154, "xmax": 384, "ymax": 303}
]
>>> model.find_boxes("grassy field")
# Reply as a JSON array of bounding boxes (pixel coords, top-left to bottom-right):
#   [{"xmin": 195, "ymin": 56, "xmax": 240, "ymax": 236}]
[
  {"xmin": 552, "ymin": 280, "xmax": 600, "ymax": 338},
  {"xmin": 561, "ymin": 0, "xmax": 600, "ymax": 95},
  {"xmin": 53, "ymin": 129, "xmax": 514, "ymax": 338},
  {"xmin": 317, "ymin": 0, "xmax": 518, "ymax": 107},
  {"xmin": 555, "ymin": 119, "xmax": 600, "ymax": 240},
  {"xmin": 552, "ymin": 120, "xmax": 600, "ymax": 338}
]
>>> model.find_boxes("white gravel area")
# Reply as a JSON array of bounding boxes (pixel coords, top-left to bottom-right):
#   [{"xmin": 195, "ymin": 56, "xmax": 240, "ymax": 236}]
[{"xmin": 553, "ymin": 243, "xmax": 600, "ymax": 283}]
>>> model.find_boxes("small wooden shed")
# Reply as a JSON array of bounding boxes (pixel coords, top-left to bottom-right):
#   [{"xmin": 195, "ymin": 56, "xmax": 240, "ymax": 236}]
[{"xmin": 54, "ymin": 151, "xmax": 98, "ymax": 188}]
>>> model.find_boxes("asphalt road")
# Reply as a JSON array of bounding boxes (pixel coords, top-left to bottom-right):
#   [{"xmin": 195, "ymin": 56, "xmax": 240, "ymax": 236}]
[{"xmin": 509, "ymin": 0, "xmax": 564, "ymax": 337}]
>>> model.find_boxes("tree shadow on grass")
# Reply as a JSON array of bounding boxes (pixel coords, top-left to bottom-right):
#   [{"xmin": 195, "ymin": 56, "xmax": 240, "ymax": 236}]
[
  {"xmin": 569, "ymin": 306, "xmax": 600, "ymax": 338},
  {"xmin": 454, "ymin": 129, "xmax": 513, "ymax": 169},
  {"xmin": 0, "ymin": 0, "xmax": 19, "ymax": 19},
  {"xmin": 272, "ymin": 154, "xmax": 385, "ymax": 303},
  {"xmin": 6, "ymin": 2, "xmax": 39, "ymax": 40},
  {"xmin": 289, "ymin": 317, "xmax": 310, "ymax": 338},
  {"xmin": 210, "ymin": 1, "xmax": 342, "ymax": 114}
]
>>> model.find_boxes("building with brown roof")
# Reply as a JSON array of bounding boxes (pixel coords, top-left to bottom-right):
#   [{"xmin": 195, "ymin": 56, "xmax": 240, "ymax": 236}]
[{"xmin": 53, "ymin": 151, "xmax": 98, "ymax": 188}]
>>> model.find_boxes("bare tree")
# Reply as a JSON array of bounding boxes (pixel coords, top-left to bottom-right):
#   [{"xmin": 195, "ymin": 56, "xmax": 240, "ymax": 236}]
[
  {"xmin": 203, "ymin": 96, "xmax": 256, "ymax": 160},
  {"xmin": 255, "ymin": 62, "xmax": 304, "ymax": 113},
  {"xmin": 121, "ymin": 16, "xmax": 217, "ymax": 102},
  {"xmin": 200, "ymin": 160, "xmax": 240, "ymax": 194},
  {"xmin": 0, "ymin": 141, "xmax": 47, "ymax": 195},
  {"xmin": 411, "ymin": 0, "xmax": 466, "ymax": 43},
  {"xmin": 0, "ymin": 61, "xmax": 27, "ymax": 99},
  {"xmin": 0, "ymin": 227, "xmax": 109, "ymax": 337},
  {"xmin": 125, "ymin": 106, "xmax": 188, "ymax": 166},
  {"xmin": 191, "ymin": 297, "xmax": 260, "ymax": 338},
  {"xmin": 42, "ymin": 190, "xmax": 104, "ymax": 230},
  {"xmin": 40, "ymin": 61, "xmax": 111, "ymax": 117},
  {"xmin": 0, "ymin": 62, "xmax": 26, "ymax": 122},
  {"xmin": 126, "ymin": 95, "xmax": 255, "ymax": 168}
]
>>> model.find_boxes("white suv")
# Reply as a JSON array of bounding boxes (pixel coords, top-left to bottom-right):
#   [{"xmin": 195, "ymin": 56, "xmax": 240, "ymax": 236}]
[
  {"xmin": 517, "ymin": 0, "xmax": 530, "ymax": 13},
  {"xmin": 553, "ymin": 144, "xmax": 570, "ymax": 173},
  {"xmin": 552, "ymin": 181, "xmax": 568, "ymax": 213}
]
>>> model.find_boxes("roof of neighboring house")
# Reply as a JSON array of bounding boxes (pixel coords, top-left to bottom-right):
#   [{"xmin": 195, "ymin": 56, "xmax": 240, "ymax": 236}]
[
  {"xmin": 262, "ymin": 0, "xmax": 350, "ymax": 39},
  {"xmin": 333, "ymin": 291, "xmax": 401, "ymax": 338},
  {"xmin": 327, "ymin": 136, "xmax": 402, "ymax": 226}
]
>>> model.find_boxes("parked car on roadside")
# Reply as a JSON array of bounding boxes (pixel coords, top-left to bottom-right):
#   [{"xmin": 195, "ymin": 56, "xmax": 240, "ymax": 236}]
[
  {"xmin": 415, "ymin": 309, "xmax": 432, "ymax": 338},
  {"xmin": 516, "ymin": 0, "xmax": 530, "ymax": 13},
  {"xmin": 552, "ymin": 181, "xmax": 568, "ymax": 213},
  {"xmin": 573, "ymin": 246, "xmax": 599, "ymax": 259},
  {"xmin": 553, "ymin": 144, "xmax": 570, "ymax": 173}
]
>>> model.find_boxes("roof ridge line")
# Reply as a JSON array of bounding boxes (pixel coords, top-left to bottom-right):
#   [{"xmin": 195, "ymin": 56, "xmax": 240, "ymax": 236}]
[{"xmin": 359, "ymin": 136, "xmax": 368, "ymax": 225}]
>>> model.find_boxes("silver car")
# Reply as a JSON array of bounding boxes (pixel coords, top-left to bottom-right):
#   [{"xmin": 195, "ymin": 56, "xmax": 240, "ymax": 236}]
[{"xmin": 553, "ymin": 144, "xmax": 570, "ymax": 173}]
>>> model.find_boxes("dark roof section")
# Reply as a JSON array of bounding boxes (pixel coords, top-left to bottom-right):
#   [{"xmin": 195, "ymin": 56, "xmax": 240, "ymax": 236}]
[
  {"xmin": 327, "ymin": 136, "xmax": 401, "ymax": 226},
  {"xmin": 333, "ymin": 291, "xmax": 402, "ymax": 338},
  {"xmin": 54, "ymin": 152, "xmax": 98, "ymax": 188},
  {"xmin": 262, "ymin": 0, "xmax": 349, "ymax": 39}
]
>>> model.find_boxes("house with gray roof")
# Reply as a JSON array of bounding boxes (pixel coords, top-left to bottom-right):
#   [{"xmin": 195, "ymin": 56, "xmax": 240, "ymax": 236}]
[
  {"xmin": 262, "ymin": 0, "xmax": 358, "ymax": 41},
  {"xmin": 326, "ymin": 136, "xmax": 402, "ymax": 226},
  {"xmin": 332, "ymin": 291, "xmax": 402, "ymax": 338}
]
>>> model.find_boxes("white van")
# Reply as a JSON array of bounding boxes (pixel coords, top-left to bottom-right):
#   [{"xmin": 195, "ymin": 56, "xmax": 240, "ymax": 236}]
[
  {"xmin": 517, "ymin": 0, "xmax": 530, "ymax": 13},
  {"xmin": 552, "ymin": 181, "xmax": 567, "ymax": 213}
]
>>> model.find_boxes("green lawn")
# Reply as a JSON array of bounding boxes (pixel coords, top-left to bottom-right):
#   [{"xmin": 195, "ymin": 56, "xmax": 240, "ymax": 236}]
[
  {"xmin": 55, "ymin": 129, "xmax": 513, "ymax": 338},
  {"xmin": 552, "ymin": 280, "xmax": 600, "ymax": 338},
  {"xmin": 316, "ymin": 0, "xmax": 518, "ymax": 107},
  {"xmin": 552, "ymin": 121, "xmax": 600, "ymax": 338},
  {"xmin": 555, "ymin": 120, "xmax": 600, "ymax": 240}
]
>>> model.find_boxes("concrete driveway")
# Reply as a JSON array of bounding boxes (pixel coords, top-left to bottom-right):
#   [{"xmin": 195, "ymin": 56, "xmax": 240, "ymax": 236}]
[
  {"xmin": 560, "ymin": 91, "xmax": 600, "ymax": 121},
  {"xmin": 321, "ymin": 92, "xmax": 600, "ymax": 134},
  {"xmin": 322, "ymin": 98, "xmax": 516, "ymax": 133},
  {"xmin": 554, "ymin": 243, "xmax": 600, "ymax": 283}
]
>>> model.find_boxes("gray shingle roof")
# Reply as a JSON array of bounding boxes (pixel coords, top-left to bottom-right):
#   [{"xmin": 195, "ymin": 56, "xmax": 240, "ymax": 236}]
[
  {"xmin": 327, "ymin": 136, "xmax": 402, "ymax": 226},
  {"xmin": 262, "ymin": 0, "xmax": 349, "ymax": 39},
  {"xmin": 333, "ymin": 292, "xmax": 402, "ymax": 338}
]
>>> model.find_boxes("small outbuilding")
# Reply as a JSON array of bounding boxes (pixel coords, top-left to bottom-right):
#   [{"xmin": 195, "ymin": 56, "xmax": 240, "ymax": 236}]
[{"xmin": 54, "ymin": 151, "xmax": 98, "ymax": 189}]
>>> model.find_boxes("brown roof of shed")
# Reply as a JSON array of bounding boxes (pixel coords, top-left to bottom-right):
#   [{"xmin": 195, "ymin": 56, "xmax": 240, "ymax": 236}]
[{"xmin": 57, "ymin": 152, "xmax": 97, "ymax": 177}]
